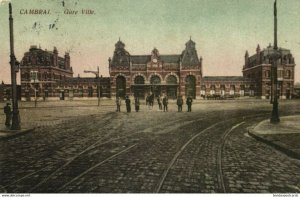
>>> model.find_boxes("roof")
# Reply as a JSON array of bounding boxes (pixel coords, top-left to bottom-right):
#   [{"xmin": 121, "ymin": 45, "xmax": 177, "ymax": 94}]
[
  {"xmin": 203, "ymin": 76, "xmax": 247, "ymax": 82},
  {"xmin": 130, "ymin": 55, "xmax": 150, "ymax": 64},
  {"xmin": 130, "ymin": 54, "xmax": 181, "ymax": 64},
  {"xmin": 247, "ymin": 45, "xmax": 293, "ymax": 67},
  {"xmin": 160, "ymin": 55, "xmax": 181, "ymax": 63}
]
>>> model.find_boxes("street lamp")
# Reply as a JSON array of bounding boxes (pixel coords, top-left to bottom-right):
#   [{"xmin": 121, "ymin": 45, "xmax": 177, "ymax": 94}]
[
  {"xmin": 270, "ymin": 0, "xmax": 280, "ymax": 124},
  {"xmin": 30, "ymin": 71, "xmax": 38, "ymax": 107},
  {"xmin": 9, "ymin": 3, "xmax": 21, "ymax": 130},
  {"xmin": 84, "ymin": 66, "xmax": 100, "ymax": 106}
]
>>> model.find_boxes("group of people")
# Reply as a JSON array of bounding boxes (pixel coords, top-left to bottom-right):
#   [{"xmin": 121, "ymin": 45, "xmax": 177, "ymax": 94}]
[
  {"xmin": 116, "ymin": 96, "xmax": 140, "ymax": 113},
  {"xmin": 115, "ymin": 94, "xmax": 193, "ymax": 113}
]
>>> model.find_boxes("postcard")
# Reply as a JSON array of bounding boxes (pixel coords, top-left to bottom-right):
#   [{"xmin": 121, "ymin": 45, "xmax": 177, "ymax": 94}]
[{"xmin": 0, "ymin": 0, "xmax": 300, "ymax": 194}]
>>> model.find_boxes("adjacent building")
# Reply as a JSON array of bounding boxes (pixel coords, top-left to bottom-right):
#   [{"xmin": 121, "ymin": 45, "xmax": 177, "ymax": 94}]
[
  {"xmin": 19, "ymin": 45, "xmax": 110, "ymax": 101},
  {"xmin": 243, "ymin": 44, "xmax": 296, "ymax": 99},
  {"xmin": 201, "ymin": 76, "xmax": 254, "ymax": 98}
]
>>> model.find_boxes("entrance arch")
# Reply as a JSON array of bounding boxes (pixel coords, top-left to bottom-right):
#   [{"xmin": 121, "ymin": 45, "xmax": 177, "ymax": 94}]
[
  {"xmin": 185, "ymin": 75, "xmax": 196, "ymax": 99},
  {"xmin": 166, "ymin": 75, "xmax": 177, "ymax": 99},
  {"xmin": 134, "ymin": 75, "xmax": 145, "ymax": 98},
  {"xmin": 116, "ymin": 76, "xmax": 126, "ymax": 98},
  {"xmin": 150, "ymin": 75, "xmax": 161, "ymax": 97}
]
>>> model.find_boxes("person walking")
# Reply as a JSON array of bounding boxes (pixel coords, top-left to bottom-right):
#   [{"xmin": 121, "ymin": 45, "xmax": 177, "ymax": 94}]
[
  {"xmin": 149, "ymin": 93, "xmax": 154, "ymax": 109},
  {"xmin": 116, "ymin": 97, "xmax": 121, "ymax": 112},
  {"xmin": 186, "ymin": 96, "xmax": 193, "ymax": 112},
  {"xmin": 177, "ymin": 95, "xmax": 183, "ymax": 112},
  {"xmin": 4, "ymin": 103, "xmax": 12, "ymax": 127},
  {"xmin": 146, "ymin": 94, "xmax": 150, "ymax": 109},
  {"xmin": 162, "ymin": 95, "xmax": 168, "ymax": 112},
  {"xmin": 157, "ymin": 95, "xmax": 162, "ymax": 110},
  {"xmin": 125, "ymin": 95, "xmax": 131, "ymax": 112},
  {"xmin": 134, "ymin": 97, "xmax": 140, "ymax": 112}
]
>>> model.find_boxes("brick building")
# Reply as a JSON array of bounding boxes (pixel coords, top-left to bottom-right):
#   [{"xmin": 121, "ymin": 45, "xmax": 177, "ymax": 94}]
[
  {"xmin": 16, "ymin": 43, "xmax": 296, "ymax": 101},
  {"xmin": 109, "ymin": 39, "xmax": 203, "ymax": 99},
  {"xmin": 201, "ymin": 76, "xmax": 253, "ymax": 99},
  {"xmin": 0, "ymin": 81, "xmax": 21, "ymax": 101},
  {"xmin": 243, "ymin": 44, "xmax": 296, "ymax": 99},
  {"xmin": 19, "ymin": 46, "xmax": 110, "ymax": 101},
  {"xmin": 108, "ymin": 40, "xmax": 296, "ymax": 100}
]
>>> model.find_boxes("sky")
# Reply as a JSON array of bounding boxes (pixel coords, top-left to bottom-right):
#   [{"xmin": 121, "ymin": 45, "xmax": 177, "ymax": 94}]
[{"xmin": 0, "ymin": 0, "xmax": 300, "ymax": 84}]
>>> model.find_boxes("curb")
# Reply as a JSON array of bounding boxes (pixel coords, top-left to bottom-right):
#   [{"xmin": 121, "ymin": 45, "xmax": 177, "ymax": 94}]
[
  {"xmin": 0, "ymin": 128, "xmax": 35, "ymax": 141},
  {"xmin": 248, "ymin": 127, "xmax": 300, "ymax": 160}
]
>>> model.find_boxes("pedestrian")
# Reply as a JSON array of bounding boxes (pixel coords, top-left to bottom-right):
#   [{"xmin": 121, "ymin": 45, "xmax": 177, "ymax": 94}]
[
  {"xmin": 149, "ymin": 93, "xmax": 154, "ymax": 109},
  {"xmin": 4, "ymin": 103, "xmax": 12, "ymax": 127},
  {"xmin": 157, "ymin": 95, "xmax": 162, "ymax": 110},
  {"xmin": 125, "ymin": 95, "xmax": 131, "ymax": 112},
  {"xmin": 162, "ymin": 95, "xmax": 168, "ymax": 112},
  {"xmin": 186, "ymin": 96, "xmax": 193, "ymax": 112},
  {"xmin": 116, "ymin": 96, "xmax": 121, "ymax": 112},
  {"xmin": 177, "ymin": 95, "xmax": 183, "ymax": 112},
  {"xmin": 146, "ymin": 94, "xmax": 150, "ymax": 108},
  {"xmin": 134, "ymin": 97, "xmax": 140, "ymax": 112}
]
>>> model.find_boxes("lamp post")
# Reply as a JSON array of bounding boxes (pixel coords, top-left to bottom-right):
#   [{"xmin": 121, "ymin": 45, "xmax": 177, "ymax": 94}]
[
  {"xmin": 9, "ymin": 3, "xmax": 21, "ymax": 130},
  {"xmin": 84, "ymin": 66, "xmax": 100, "ymax": 106},
  {"xmin": 270, "ymin": 0, "xmax": 280, "ymax": 124}
]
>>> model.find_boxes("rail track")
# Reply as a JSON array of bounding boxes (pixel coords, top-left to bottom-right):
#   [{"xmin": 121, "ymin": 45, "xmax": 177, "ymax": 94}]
[
  {"xmin": 2, "ymin": 111, "xmax": 204, "ymax": 193},
  {"xmin": 2, "ymin": 111, "xmax": 278, "ymax": 193},
  {"xmin": 155, "ymin": 112, "xmax": 270, "ymax": 193}
]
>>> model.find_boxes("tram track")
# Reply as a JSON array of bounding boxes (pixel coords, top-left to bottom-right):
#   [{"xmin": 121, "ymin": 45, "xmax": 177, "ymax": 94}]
[
  {"xmin": 155, "ymin": 112, "xmax": 270, "ymax": 193},
  {"xmin": 2, "ymin": 112, "xmax": 116, "ymax": 192},
  {"xmin": 2, "ymin": 111, "xmax": 203, "ymax": 193},
  {"xmin": 2, "ymin": 109, "xmax": 281, "ymax": 193},
  {"xmin": 47, "ymin": 112, "xmax": 268, "ymax": 193},
  {"xmin": 56, "ymin": 144, "xmax": 138, "ymax": 192}
]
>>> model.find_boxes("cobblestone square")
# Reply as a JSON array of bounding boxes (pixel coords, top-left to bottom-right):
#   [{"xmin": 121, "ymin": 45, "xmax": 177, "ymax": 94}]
[{"xmin": 0, "ymin": 99, "xmax": 300, "ymax": 193}]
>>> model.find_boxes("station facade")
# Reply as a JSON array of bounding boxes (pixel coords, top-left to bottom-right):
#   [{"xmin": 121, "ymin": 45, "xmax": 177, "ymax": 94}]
[
  {"xmin": 109, "ymin": 39, "xmax": 203, "ymax": 99},
  {"xmin": 11, "ymin": 42, "xmax": 296, "ymax": 101}
]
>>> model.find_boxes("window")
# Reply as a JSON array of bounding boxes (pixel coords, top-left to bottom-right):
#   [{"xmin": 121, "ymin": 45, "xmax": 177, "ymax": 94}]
[
  {"xmin": 134, "ymin": 76, "xmax": 145, "ymax": 84},
  {"xmin": 265, "ymin": 70, "xmax": 270, "ymax": 78},
  {"xmin": 166, "ymin": 75, "xmax": 177, "ymax": 85},
  {"xmin": 150, "ymin": 75, "xmax": 161, "ymax": 85},
  {"xmin": 286, "ymin": 70, "xmax": 291, "ymax": 78}
]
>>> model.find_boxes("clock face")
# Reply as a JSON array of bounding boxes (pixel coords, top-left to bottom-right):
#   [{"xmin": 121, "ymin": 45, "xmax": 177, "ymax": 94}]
[{"xmin": 153, "ymin": 58, "xmax": 157, "ymax": 63}]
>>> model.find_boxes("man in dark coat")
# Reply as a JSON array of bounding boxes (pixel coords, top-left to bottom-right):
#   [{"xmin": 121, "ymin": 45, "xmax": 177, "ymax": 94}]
[
  {"xmin": 162, "ymin": 95, "xmax": 168, "ymax": 112},
  {"xmin": 186, "ymin": 96, "xmax": 193, "ymax": 112},
  {"xmin": 157, "ymin": 95, "xmax": 162, "ymax": 110},
  {"xmin": 4, "ymin": 103, "xmax": 12, "ymax": 127},
  {"xmin": 125, "ymin": 96, "xmax": 131, "ymax": 112},
  {"xmin": 134, "ymin": 97, "xmax": 140, "ymax": 112},
  {"xmin": 177, "ymin": 95, "xmax": 183, "ymax": 112}
]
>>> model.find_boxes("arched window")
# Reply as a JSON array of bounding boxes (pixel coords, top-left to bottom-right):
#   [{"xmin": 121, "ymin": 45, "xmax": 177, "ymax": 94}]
[
  {"xmin": 150, "ymin": 75, "xmax": 161, "ymax": 85},
  {"xmin": 166, "ymin": 75, "xmax": 177, "ymax": 85},
  {"xmin": 116, "ymin": 76, "xmax": 126, "ymax": 98},
  {"xmin": 185, "ymin": 75, "xmax": 196, "ymax": 99},
  {"xmin": 166, "ymin": 75, "xmax": 178, "ymax": 98},
  {"xmin": 134, "ymin": 76, "xmax": 145, "ymax": 84}
]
